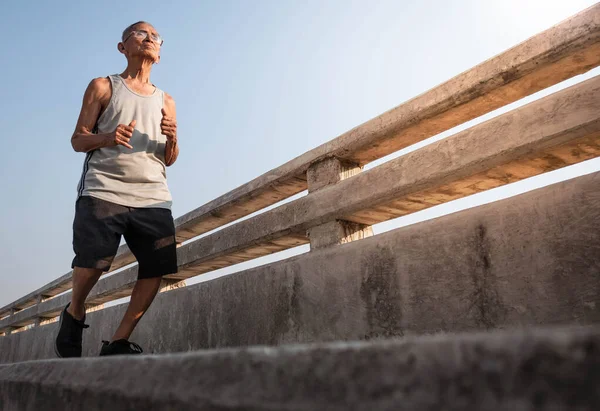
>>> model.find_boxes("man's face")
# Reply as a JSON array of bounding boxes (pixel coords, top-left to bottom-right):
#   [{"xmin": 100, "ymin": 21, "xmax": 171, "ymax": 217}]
[{"xmin": 120, "ymin": 23, "xmax": 162, "ymax": 63}]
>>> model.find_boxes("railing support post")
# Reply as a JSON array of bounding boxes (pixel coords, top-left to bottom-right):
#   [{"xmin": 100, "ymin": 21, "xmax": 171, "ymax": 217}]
[
  {"xmin": 85, "ymin": 303, "xmax": 105, "ymax": 313},
  {"xmin": 306, "ymin": 157, "xmax": 373, "ymax": 250},
  {"xmin": 160, "ymin": 279, "xmax": 187, "ymax": 292}
]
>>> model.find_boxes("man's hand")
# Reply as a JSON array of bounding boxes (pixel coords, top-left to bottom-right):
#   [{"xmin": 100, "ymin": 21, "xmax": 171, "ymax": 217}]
[
  {"xmin": 111, "ymin": 120, "xmax": 136, "ymax": 149},
  {"xmin": 161, "ymin": 108, "xmax": 177, "ymax": 143}
]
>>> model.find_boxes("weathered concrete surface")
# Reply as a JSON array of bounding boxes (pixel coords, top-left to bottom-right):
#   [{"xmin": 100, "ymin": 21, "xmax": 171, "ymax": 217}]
[
  {"xmin": 1, "ymin": 326, "xmax": 599, "ymax": 411},
  {"xmin": 2, "ymin": 171, "xmax": 600, "ymax": 363},
  {"xmin": 4, "ymin": 72, "xmax": 599, "ymax": 334}
]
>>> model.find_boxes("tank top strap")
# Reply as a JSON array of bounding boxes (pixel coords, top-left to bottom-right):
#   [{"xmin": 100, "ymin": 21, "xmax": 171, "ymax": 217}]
[{"xmin": 108, "ymin": 74, "xmax": 126, "ymax": 94}]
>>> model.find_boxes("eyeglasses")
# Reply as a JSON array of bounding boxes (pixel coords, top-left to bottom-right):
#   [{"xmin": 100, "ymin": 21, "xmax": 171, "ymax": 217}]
[{"xmin": 124, "ymin": 30, "xmax": 164, "ymax": 46}]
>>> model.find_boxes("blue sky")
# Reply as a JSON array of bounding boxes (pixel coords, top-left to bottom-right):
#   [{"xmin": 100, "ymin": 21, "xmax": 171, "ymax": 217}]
[{"xmin": 1, "ymin": 0, "xmax": 598, "ymax": 307}]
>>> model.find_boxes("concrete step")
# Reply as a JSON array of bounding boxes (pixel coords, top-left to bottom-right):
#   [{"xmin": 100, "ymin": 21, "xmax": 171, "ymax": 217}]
[{"xmin": 1, "ymin": 325, "xmax": 599, "ymax": 410}]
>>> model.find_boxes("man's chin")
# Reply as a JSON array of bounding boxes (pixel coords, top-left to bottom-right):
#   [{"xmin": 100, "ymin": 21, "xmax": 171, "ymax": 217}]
[{"xmin": 133, "ymin": 50, "xmax": 158, "ymax": 61}]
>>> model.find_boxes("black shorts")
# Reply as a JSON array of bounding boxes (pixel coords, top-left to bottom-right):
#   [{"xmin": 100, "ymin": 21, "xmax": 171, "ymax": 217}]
[{"xmin": 72, "ymin": 195, "xmax": 178, "ymax": 279}]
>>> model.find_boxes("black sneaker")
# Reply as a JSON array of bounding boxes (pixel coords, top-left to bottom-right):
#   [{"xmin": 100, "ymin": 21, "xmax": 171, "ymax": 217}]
[
  {"xmin": 99, "ymin": 339, "xmax": 144, "ymax": 356},
  {"xmin": 54, "ymin": 303, "xmax": 89, "ymax": 358}
]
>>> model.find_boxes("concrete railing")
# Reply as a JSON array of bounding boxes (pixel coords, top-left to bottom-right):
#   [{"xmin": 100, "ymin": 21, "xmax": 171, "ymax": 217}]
[{"xmin": 1, "ymin": 4, "xmax": 599, "ymax": 335}]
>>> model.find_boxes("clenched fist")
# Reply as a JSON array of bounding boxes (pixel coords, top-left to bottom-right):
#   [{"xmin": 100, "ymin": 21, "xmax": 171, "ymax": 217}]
[
  {"xmin": 161, "ymin": 108, "xmax": 177, "ymax": 143},
  {"xmin": 111, "ymin": 120, "xmax": 136, "ymax": 149}
]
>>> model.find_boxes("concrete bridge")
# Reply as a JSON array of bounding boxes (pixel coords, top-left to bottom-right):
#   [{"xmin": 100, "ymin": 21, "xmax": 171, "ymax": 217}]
[{"xmin": 2, "ymin": 4, "xmax": 600, "ymax": 410}]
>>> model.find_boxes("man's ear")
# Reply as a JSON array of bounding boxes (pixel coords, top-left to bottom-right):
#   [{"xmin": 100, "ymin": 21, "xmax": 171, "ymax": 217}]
[
  {"xmin": 117, "ymin": 42, "xmax": 126, "ymax": 54},
  {"xmin": 155, "ymin": 54, "xmax": 161, "ymax": 64}
]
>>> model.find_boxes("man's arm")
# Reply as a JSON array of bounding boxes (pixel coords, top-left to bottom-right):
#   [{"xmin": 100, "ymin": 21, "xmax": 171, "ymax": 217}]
[
  {"xmin": 71, "ymin": 78, "xmax": 135, "ymax": 152},
  {"xmin": 161, "ymin": 93, "xmax": 179, "ymax": 167}
]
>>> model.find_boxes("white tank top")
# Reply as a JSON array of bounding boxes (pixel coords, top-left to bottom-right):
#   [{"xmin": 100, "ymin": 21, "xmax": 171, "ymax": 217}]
[{"xmin": 76, "ymin": 74, "xmax": 172, "ymax": 209}]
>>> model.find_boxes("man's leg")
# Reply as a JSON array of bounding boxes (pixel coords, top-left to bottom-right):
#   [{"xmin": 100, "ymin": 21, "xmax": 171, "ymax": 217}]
[
  {"xmin": 67, "ymin": 267, "xmax": 104, "ymax": 321},
  {"xmin": 99, "ymin": 206, "xmax": 178, "ymax": 356},
  {"xmin": 56, "ymin": 196, "xmax": 126, "ymax": 358},
  {"xmin": 111, "ymin": 276, "xmax": 162, "ymax": 341}
]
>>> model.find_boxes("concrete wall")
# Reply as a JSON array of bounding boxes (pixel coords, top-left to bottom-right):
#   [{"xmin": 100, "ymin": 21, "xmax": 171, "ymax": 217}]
[{"xmin": 1, "ymin": 172, "xmax": 600, "ymax": 363}]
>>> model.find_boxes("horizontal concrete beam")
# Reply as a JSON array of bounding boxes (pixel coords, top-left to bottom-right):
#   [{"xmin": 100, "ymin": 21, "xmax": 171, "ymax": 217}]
[
  {"xmin": 1, "ymin": 326, "xmax": 599, "ymax": 410},
  {"xmin": 1, "ymin": 4, "xmax": 598, "ymax": 321},
  {"xmin": 2, "ymin": 170, "xmax": 599, "ymax": 358},
  {"xmin": 1, "ymin": 74, "xmax": 599, "ymax": 332}
]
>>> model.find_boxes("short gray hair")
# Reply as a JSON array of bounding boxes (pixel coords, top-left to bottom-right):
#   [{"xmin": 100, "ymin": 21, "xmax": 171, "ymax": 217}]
[{"xmin": 121, "ymin": 21, "xmax": 153, "ymax": 41}]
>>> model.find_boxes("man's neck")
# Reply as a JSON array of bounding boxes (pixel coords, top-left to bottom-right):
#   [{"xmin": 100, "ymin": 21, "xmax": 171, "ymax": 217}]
[{"xmin": 120, "ymin": 59, "xmax": 154, "ymax": 84}]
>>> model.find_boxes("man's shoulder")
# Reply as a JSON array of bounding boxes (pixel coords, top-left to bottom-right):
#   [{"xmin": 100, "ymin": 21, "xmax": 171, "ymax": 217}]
[
  {"xmin": 81, "ymin": 77, "xmax": 111, "ymax": 97},
  {"xmin": 84, "ymin": 76, "xmax": 112, "ymax": 102},
  {"xmin": 88, "ymin": 76, "xmax": 111, "ymax": 92},
  {"xmin": 163, "ymin": 91, "xmax": 176, "ymax": 107}
]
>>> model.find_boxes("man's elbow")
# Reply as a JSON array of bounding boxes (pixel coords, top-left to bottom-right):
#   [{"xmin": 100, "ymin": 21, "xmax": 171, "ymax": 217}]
[
  {"xmin": 71, "ymin": 136, "xmax": 85, "ymax": 153},
  {"xmin": 71, "ymin": 138, "xmax": 81, "ymax": 152}
]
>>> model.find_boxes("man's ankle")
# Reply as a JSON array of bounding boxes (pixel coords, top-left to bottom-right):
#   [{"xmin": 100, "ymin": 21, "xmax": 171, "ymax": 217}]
[
  {"xmin": 67, "ymin": 304, "xmax": 86, "ymax": 321},
  {"xmin": 110, "ymin": 335, "xmax": 130, "ymax": 343}
]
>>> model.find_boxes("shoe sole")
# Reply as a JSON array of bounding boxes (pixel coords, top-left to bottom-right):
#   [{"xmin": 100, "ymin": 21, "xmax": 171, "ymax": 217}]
[{"xmin": 54, "ymin": 305, "xmax": 67, "ymax": 358}]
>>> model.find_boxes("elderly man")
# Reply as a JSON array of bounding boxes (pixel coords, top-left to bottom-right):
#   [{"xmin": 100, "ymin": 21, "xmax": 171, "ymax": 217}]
[{"xmin": 55, "ymin": 21, "xmax": 179, "ymax": 357}]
